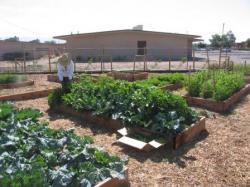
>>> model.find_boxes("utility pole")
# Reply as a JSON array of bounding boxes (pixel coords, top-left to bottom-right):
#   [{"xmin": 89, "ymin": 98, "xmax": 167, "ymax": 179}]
[{"xmin": 222, "ymin": 23, "xmax": 225, "ymax": 35}]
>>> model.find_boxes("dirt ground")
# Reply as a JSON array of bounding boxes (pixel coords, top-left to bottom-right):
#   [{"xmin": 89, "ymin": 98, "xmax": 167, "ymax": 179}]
[
  {"xmin": 14, "ymin": 95, "xmax": 250, "ymax": 186},
  {"xmin": 0, "ymin": 74, "xmax": 60, "ymax": 96}
]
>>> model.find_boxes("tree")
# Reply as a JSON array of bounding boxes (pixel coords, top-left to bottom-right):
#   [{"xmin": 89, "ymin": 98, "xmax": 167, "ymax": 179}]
[
  {"xmin": 246, "ymin": 38, "xmax": 250, "ymax": 48},
  {"xmin": 209, "ymin": 34, "xmax": 222, "ymax": 48},
  {"xmin": 193, "ymin": 42, "xmax": 208, "ymax": 49},
  {"xmin": 209, "ymin": 31, "xmax": 236, "ymax": 48},
  {"xmin": 29, "ymin": 39, "xmax": 40, "ymax": 43},
  {"xmin": 5, "ymin": 36, "xmax": 19, "ymax": 42},
  {"xmin": 226, "ymin": 30, "xmax": 236, "ymax": 47}
]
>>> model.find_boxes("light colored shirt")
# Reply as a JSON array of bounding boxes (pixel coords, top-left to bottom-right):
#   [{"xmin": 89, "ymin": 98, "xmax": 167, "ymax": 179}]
[{"xmin": 57, "ymin": 60, "xmax": 74, "ymax": 81}]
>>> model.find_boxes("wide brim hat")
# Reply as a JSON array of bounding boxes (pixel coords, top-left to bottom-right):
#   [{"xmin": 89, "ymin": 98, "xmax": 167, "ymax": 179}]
[{"xmin": 58, "ymin": 54, "xmax": 69, "ymax": 66}]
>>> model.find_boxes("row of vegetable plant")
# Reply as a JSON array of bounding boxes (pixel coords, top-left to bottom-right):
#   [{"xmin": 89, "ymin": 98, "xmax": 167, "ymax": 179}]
[
  {"xmin": 0, "ymin": 102, "xmax": 127, "ymax": 187},
  {"xmin": 134, "ymin": 73, "xmax": 185, "ymax": 88},
  {"xmin": 0, "ymin": 74, "xmax": 27, "ymax": 84},
  {"xmin": 49, "ymin": 76, "xmax": 199, "ymax": 137},
  {"xmin": 185, "ymin": 70, "xmax": 245, "ymax": 101}
]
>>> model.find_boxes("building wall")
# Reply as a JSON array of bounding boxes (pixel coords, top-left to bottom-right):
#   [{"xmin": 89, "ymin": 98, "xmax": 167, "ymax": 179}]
[
  {"xmin": 64, "ymin": 32, "xmax": 193, "ymax": 61},
  {"xmin": 0, "ymin": 41, "xmax": 65, "ymax": 60}
]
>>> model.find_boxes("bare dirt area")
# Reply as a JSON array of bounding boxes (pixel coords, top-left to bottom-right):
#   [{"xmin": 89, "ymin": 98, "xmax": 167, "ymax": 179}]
[
  {"xmin": 0, "ymin": 74, "xmax": 60, "ymax": 96},
  {"xmin": 14, "ymin": 96, "xmax": 250, "ymax": 187}
]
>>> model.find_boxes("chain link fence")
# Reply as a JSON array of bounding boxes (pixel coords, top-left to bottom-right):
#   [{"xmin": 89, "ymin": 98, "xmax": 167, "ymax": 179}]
[{"xmin": 0, "ymin": 47, "xmax": 250, "ymax": 73}]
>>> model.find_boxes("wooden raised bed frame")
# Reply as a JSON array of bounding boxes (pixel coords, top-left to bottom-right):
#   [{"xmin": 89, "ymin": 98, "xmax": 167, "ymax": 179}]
[
  {"xmin": 108, "ymin": 71, "xmax": 148, "ymax": 81},
  {"xmin": 95, "ymin": 168, "xmax": 129, "ymax": 187},
  {"xmin": 0, "ymin": 80, "xmax": 34, "ymax": 89},
  {"xmin": 117, "ymin": 117, "xmax": 206, "ymax": 151},
  {"xmin": 47, "ymin": 74, "xmax": 60, "ymax": 83},
  {"xmin": 0, "ymin": 88, "xmax": 57, "ymax": 101},
  {"xmin": 184, "ymin": 84, "xmax": 250, "ymax": 113},
  {"xmin": 160, "ymin": 82, "xmax": 183, "ymax": 91},
  {"xmin": 53, "ymin": 105, "xmax": 206, "ymax": 150}
]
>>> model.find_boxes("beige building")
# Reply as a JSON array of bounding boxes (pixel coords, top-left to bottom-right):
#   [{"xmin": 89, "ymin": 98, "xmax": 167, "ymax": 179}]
[
  {"xmin": 0, "ymin": 40, "xmax": 65, "ymax": 60},
  {"xmin": 54, "ymin": 29, "xmax": 201, "ymax": 61}
]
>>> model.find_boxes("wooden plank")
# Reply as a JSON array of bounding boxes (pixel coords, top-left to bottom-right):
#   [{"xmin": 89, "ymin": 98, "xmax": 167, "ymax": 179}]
[
  {"xmin": 0, "ymin": 80, "xmax": 34, "ymax": 89},
  {"xmin": 0, "ymin": 88, "xmax": 57, "ymax": 101},
  {"xmin": 184, "ymin": 84, "xmax": 250, "ymax": 113},
  {"xmin": 118, "ymin": 136, "xmax": 147, "ymax": 150},
  {"xmin": 174, "ymin": 117, "xmax": 206, "ymax": 149}
]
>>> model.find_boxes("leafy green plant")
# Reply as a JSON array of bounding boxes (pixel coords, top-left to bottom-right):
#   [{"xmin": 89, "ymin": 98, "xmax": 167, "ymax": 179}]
[
  {"xmin": 0, "ymin": 103, "xmax": 127, "ymax": 187},
  {"xmin": 135, "ymin": 73, "xmax": 185, "ymax": 88},
  {"xmin": 48, "ymin": 89, "xmax": 64, "ymax": 107},
  {"xmin": 185, "ymin": 70, "xmax": 244, "ymax": 101},
  {"xmin": 15, "ymin": 108, "xmax": 43, "ymax": 121},
  {"xmin": 0, "ymin": 74, "xmax": 27, "ymax": 84},
  {"xmin": 53, "ymin": 75, "xmax": 199, "ymax": 136}
]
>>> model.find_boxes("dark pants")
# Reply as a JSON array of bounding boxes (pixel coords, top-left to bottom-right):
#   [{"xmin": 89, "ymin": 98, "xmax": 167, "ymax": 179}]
[{"xmin": 62, "ymin": 77, "xmax": 70, "ymax": 93}]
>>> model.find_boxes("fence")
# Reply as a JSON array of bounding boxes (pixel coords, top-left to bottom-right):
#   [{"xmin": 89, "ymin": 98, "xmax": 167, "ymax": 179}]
[{"xmin": 0, "ymin": 47, "xmax": 250, "ymax": 73}]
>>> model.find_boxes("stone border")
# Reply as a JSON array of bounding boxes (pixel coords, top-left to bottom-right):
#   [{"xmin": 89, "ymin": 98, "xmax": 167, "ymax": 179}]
[
  {"xmin": 53, "ymin": 105, "xmax": 206, "ymax": 150},
  {"xmin": 0, "ymin": 80, "xmax": 34, "ymax": 89},
  {"xmin": 184, "ymin": 84, "xmax": 250, "ymax": 113},
  {"xmin": 108, "ymin": 71, "xmax": 149, "ymax": 81},
  {"xmin": 0, "ymin": 88, "xmax": 57, "ymax": 101}
]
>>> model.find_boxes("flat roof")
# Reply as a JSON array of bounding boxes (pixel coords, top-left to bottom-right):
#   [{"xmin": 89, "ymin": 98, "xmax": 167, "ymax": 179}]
[{"xmin": 54, "ymin": 29, "xmax": 201, "ymax": 40}]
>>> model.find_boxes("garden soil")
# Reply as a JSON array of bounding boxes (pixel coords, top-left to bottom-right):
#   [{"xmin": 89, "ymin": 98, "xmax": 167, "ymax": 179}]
[{"xmin": 15, "ymin": 95, "xmax": 250, "ymax": 186}]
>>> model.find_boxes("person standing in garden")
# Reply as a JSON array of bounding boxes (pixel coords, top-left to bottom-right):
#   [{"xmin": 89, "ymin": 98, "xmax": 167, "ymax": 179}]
[{"xmin": 57, "ymin": 53, "xmax": 74, "ymax": 93}]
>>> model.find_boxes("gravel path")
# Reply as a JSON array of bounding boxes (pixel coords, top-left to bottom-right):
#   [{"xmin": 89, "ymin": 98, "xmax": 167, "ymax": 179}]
[
  {"xmin": 14, "ymin": 96, "xmax": 250, "ymax": 186},
  {"xmin": 0, "ymin": 74, "xmax": 60, "ymax": 96}
]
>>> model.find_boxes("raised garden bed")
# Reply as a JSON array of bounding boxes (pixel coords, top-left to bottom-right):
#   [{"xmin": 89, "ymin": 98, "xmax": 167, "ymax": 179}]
[
  {"xmin": 244, "ymin": 76, "xmax": 250, "ymax": 84},
  {"xmin": 117, "ymin": 117, "xmax": 206, "ymax": 151},
  {"xmin": 0, "ymin": 88, "xmax": 57, "ymax": 101},
  {"xmin": 53, "ymin": 104, "xmax": 124, "ymax": 131},
  {"xmin": 0, "ymin": 102, "xmax": 129, "ymax": 187},
  {"xmin": 160, "ymin": 82, "xmax": 183, "ymax": 91},
  {"xmin": 184, "ymin": 84, "xmax": 250, "ymax": 112},
  {"xmin": 47, "ymin": 74, "xmax": 60, "ymax": 83},
  {"xmin": 0, "ymin": 80, "xmax": 34, "ymax": 89},
  {"xmin": 108, "ymin": 71, "xmax": 148, "ymax": 81},
  {"xmin": 52, "ymin": 104, "xmax": 206, "ymax": 151}
]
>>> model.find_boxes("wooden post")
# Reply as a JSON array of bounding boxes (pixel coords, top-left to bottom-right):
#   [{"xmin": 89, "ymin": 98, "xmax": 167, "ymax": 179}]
[
  {"xmin": 48, "ymin": 49, "xmax": 52, "ymax": 72},
  {"xmin": 206, "ymin": 48, "xmax": 209, "ymax": 64},
  {"xmin": 219, "ymin": 48, "xmax": 222, "ymax": 67},
  {"xmin": 74, "ymin": 61, "xmax": 76, "ymax": 73},
  {"xmin": 188, "ymin": 65, "xmax": 191, "ymax": 86},
  {"xmin": 192, "ymin": 49, "xmax": 195, "ymax": 70},
  {"xmin": 23, "ymin": 50, "xmax": 26, "ymax": 73},
  {"xmin": 244, "ymin": 60, "xmax": 247, "ymax": 75},
  {"xmin": 101, "ymin": 48, "xmax": 104, "ymax": 72},
  {"xmin": 14, "ymin": 59, "xmax": 17, "ymax": 72},
  {"xmin": 111, "ymin": 56, "xmax": 113, "ymax": 71},
  {"xmin": 133, "ymin": 56, "xmax": 136, "ymax": 72},
  {"xmin": 143, "ymin": 48, "xmax": 146, "ymax": 71},
  {"xmin": 186, "ymin": 56, "xmax": 188, "ymax": 70},
  {"xmin": 168, "ymin": 50, "xmax": 171, "ymax": 71}
]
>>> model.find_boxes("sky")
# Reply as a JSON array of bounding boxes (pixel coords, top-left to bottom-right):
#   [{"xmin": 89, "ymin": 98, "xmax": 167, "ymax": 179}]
[{"xmin": 0, "ymin": 0, "xmax": 250, "ymax": 43}]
